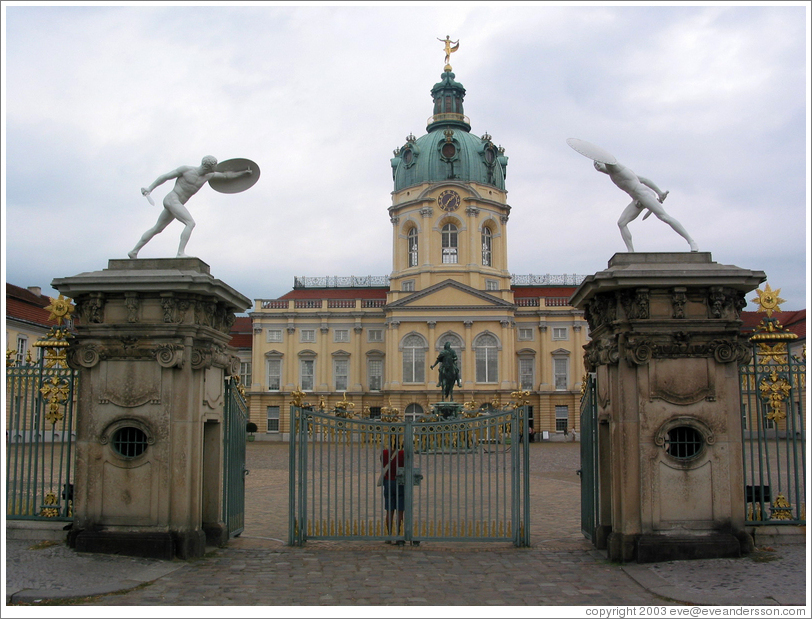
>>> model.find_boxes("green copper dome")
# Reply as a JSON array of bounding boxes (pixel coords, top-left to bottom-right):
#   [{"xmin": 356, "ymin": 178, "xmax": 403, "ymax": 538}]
[{"xmin": 391, "ymin": 71, "xmax": 508, "ymax": 192}]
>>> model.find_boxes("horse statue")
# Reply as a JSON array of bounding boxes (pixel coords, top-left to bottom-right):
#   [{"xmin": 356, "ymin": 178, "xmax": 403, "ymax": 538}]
[{"xmin": 430, "ymin": 342, "xmax": 462, "ymax": 401}]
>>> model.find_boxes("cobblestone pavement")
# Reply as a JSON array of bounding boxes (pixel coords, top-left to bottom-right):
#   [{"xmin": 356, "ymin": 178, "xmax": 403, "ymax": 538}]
[{"xmin": 5, "ymin": 442, "xmax": 809, "ymax": 608}]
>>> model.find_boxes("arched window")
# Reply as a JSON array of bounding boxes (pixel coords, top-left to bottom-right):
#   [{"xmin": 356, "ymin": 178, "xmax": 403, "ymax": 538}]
[
  {"xmin": 475, "ymin": 333, "xmax": 499, "ymax": 383},
  {"xmin": 405, "ymin": 403, "xmax": 424, "ymax": 423},
  {"xmin": 482, "ymin": 226, "xmax": 492, "ymax": 267},
  {"xmin": 407, "ymin": 227, "xmax": 419, "ymax": 267},
  {"xmin": 402, "ymin": 334, "xmax": 427, "ymax": 383},
  {"xmin": 442, "ymin": 223, "xmax": 458, "ymax": 264}
]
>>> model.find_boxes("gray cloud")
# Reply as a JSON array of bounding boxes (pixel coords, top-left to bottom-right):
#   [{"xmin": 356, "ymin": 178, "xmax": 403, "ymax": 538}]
[{"xmin": 3, "ymin": 4, "xmax": 808, "ymax": 311}]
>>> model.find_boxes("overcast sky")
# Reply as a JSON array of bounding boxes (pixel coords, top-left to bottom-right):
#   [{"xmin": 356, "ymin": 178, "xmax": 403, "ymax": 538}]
[{"xmin": 3, "ymin": 2, "xmax": 809, "ymax": 316}]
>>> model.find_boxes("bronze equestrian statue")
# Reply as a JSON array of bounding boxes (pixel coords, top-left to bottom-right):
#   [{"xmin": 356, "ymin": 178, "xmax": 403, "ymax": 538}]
[{"xmin": 431, "ymin": 342, "xmax": 462, "ymax": 401}]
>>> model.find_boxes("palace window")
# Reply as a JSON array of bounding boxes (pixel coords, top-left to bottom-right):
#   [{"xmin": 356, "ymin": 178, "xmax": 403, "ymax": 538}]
[
  {"xmin": 240, "ymin": 362, "xmax": 252, "ymax": 389},
  {"xmin": 475, "ymin": 333, "xmax": 499, "ymax": 383},
  {"xmin": 482, "ymin": 226, "xmax": 492, "ymax": 266},
  {"xmin": 408, "ymin": 227, "xmax": 419, "ymax": 267},
  {"xmin": 333, "ymin": 357, "xmax": 349, "ymax": 391},
  {"xmin": 300, "ymin": 358, "xmax": 315, "ymax": 391},
  {"xmin": 518, "ymin": 328, "xmax": 534, "ymax": 341},
  {"xmin": 368, "ymin": 329, "xmax": 384, "ymax": 343},
  {"xmin": 553, "ymin": 357, "xmax": 569, "ymax": 391},
  {"xmin": 555, "ymin": 405, "xmax": 569, "ymax": 432},
  {"xmin": 402, "ymin": 334, "xmax": 427, "ymax": 383},
  {"xmin": 519, "ymin": 357, "xmax": 535, "ymax": 391},
  {"xmin": 16, "ymin": 336, "xmax": 28, "ymax": 364},
  {"xmin": 266, "ymin": 329, "xmax": 283, "ymax": 343},
  {"xmin": 368, "ymin": 358, "xmax": 383, "ymax": 391},
  {"xmin": 402, "ymin": 280, "xmax": 415, "ymax": 292},
  {"xmin": 300, "ymin": 329, "xmax": 316, "ymax": 343},
  {"xmin": 334, "ymin": 329, "xmax": 350, "ymax": 343},
  {"xmin": 267, "ymin": 406, "xmax": 280, "ymax": 433},
  {"xmin": 442, "ymin": 223, "xmax": 458, "ymax": 264},
  {"xmin": 266, "ymin": 358, "xmax": 282, "ymax": 391},
  {"xmin": 405, "ymin": 403, "xmax": 424, "ymax": 423},
  {"xmin": 552, "ymin": 326, "xmax": 568, "ymax": 341}
]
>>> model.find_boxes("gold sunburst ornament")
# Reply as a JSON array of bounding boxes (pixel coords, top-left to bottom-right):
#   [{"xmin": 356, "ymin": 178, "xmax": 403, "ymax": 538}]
[
  {"xmin": 45, "ymin": 295, "xmax": 75, "ymax": 325},
  {"xmin": 751, "ymin": 284, "xmax": 786, "ymax": 318}
]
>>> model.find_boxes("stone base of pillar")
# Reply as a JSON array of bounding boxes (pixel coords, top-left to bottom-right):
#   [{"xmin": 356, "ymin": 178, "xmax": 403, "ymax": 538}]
[
  {"xmin": 172, "ymin": 529, "xmax": 207, "ymax": 560},
  {"xmin": 203, "ymin": 523, "xmax": 229, "ymax": 547},
  {"xmin": 606, "ymin": 531, "xmax": 752, "ymax": 563},
  {"xmin": 594, "ymin": 524, "xmax": 612, "ymax": 550},
  {"xmin": 607, "ymin": 532, "xmax": 638, "ymax": 563},
  {"xmin": 636, "ymin": 533, "xmax": 745, "ymax": 564},
  {"xmin": 71, "ymin": 530, "xmax": 177, "ymax": 560}
]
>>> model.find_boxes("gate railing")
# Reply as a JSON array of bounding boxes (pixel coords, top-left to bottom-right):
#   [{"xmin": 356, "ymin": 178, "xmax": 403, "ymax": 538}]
[
  {"xmin": 739, "ymin": 310, "xmax": 806, "ymax": 526},
  {"xmin": 289, "ymin": 406, "xmax": 529, "ymax": 546},
  {"xmin": 579, "ymin": 373, "xmax": 598, "ymax": 541},
  {"xmin": 6, "ymin": 313, "xmax": 77, "ymax": 521},
  {"xmin": 223, "ymin": 376, "xmax": 248, "ymax": 538}
]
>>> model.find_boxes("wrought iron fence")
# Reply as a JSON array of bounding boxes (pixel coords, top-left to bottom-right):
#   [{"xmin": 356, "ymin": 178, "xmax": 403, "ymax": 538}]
[
  {"xmin": 739, "ymin": 316, "xmax": 806, "ymax": 525},
  {"xmin": 6, "ymin": 326, "xmax": 77, "ymax": 521},
  {"xmin": 579, "ymin": 373, "xmax": 598, "ymax": 541},
  {"xmin": 289, "ymin": 405, "xmax": 530, "ymax": 546},
  {"xmin": 223, "ymin": 376, "xmax": 249, "ymax": 538}
]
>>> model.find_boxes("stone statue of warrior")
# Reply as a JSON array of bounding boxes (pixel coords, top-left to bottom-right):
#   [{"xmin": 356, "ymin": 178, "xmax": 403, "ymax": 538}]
[{"xmin": 431, "ymin": 342, "xmax": 462, "ymax": 401}]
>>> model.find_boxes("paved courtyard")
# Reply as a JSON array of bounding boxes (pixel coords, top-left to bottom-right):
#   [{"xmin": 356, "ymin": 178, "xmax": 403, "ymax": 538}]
[
  {"xmin": 6, "ymin": 440, "xmax": 807, "ymax": 607},
  {"xmin": 244, "ymin": 439, "xmax": 585, "ymax": 546}
]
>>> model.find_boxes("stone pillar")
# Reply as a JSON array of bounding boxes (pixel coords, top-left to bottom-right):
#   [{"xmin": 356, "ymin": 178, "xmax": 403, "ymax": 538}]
[
  {"xmin": 52, "ymin": 258, "xmax": 250, "ymax": 559},
  {"xmin": 570, "ymin": 253, "xmax": 765, "ymax": 563}
]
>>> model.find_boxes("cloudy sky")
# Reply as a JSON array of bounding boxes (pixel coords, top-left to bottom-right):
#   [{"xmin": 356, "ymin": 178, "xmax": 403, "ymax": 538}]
[{"xmin": 3, "ymin": 2, "xmax": 809, "ymax": 315}]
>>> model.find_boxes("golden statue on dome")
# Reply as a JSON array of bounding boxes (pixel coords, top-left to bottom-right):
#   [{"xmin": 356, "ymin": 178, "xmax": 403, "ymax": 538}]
[{"xmin": 438, "ymin": 35, "xmax": 459, "ymax": 71}]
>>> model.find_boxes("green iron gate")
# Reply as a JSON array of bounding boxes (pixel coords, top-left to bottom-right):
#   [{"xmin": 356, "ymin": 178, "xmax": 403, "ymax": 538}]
[
  {"xmin": 579, "ymin": 373, "xmax": 598, "ymax": 541},
  {"xmin": 739, "ymin": 315, "xmax": 806, "ymax": 525},
  {"xmin": 289, "ymin": 406, "xmax": 530, "ymax": 546},
  {"xmin": 6, "ymin": 322, "xmax": 77, "ymax": 522},
  {"xmin": 223, "ymin": 377, "xmax": 249, "ymax": 538}
]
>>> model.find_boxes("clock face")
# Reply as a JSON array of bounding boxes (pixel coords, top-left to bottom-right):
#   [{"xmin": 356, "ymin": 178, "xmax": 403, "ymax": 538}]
[{"xmin": 438, "ymin": 189, "xmax": 461, "ymax": 212}]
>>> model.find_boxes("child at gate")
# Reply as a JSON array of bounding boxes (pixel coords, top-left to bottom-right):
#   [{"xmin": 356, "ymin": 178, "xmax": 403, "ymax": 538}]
[{"xmin": 381, "ymin": 438, "xmax": 405, "ymax": 544}]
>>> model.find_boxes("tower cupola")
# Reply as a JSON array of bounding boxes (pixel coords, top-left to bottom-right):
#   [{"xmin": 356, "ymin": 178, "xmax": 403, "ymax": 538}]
[{"xmin": 427, "ymin": 70, "xmax": 471, "ymax": 133}]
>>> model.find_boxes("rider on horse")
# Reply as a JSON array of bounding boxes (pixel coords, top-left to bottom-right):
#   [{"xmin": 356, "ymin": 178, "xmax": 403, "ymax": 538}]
[{"xmin": 431, "ymin": 342, "xmax": 462, "ymax": 401}]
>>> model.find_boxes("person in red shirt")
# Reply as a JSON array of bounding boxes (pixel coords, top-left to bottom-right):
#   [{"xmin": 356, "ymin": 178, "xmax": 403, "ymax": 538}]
[{"xmin": 381, "ymin": 443, "xmax": 405, "ymax": 544}]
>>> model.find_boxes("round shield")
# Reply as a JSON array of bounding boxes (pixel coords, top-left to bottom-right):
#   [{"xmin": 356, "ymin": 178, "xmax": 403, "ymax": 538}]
[
  {"xmin": 209, "ymin": 158, "xmax": 261, "ymax": 194},
  {"xmin": 566, "ymin": 138, "xmax": 617, "ymax": 164}
]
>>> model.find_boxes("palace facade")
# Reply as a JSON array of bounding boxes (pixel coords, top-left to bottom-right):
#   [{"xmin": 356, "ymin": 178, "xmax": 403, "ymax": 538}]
[{"xmin": 244, "ymin": 60, "xmax": 590, "ymax": 440}]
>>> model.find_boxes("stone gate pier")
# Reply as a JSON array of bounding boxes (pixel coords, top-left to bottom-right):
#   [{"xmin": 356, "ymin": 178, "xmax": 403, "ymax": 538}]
[
  {"xmin": 570, "ymin": 253, "xmax": 766, "ymax": 563},
  {"xmin": 52, "ymin": 258, "xmax": 251, "ymax": 559}
]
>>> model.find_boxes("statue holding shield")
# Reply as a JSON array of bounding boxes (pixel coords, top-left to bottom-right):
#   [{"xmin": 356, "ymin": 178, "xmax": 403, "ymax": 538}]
[
  {"xmin": 129, "ymin": 156, "xmax": 259, "ymax": 259},
  {"xmin": 567, "ymin": 139, "xmax": 698, "ymax": 253}
]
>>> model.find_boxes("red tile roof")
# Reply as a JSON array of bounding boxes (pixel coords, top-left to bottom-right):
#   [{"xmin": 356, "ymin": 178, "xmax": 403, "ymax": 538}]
[
  {"xmin": 229, "ymin": 316, "xmax": 253, "ymax": 349},
  {"xmin": 6, "ymin": 283, "xmax": 59, "ymax": 328},
  {"xmin": 229, "ymin": 304, "xmax": 805, "ymax": 349}
]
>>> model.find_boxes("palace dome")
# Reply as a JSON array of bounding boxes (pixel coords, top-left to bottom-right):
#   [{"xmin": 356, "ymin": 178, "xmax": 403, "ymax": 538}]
[{"xmin": 391, "ymin": 71, "xmax": 508, "ymax": 192}]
